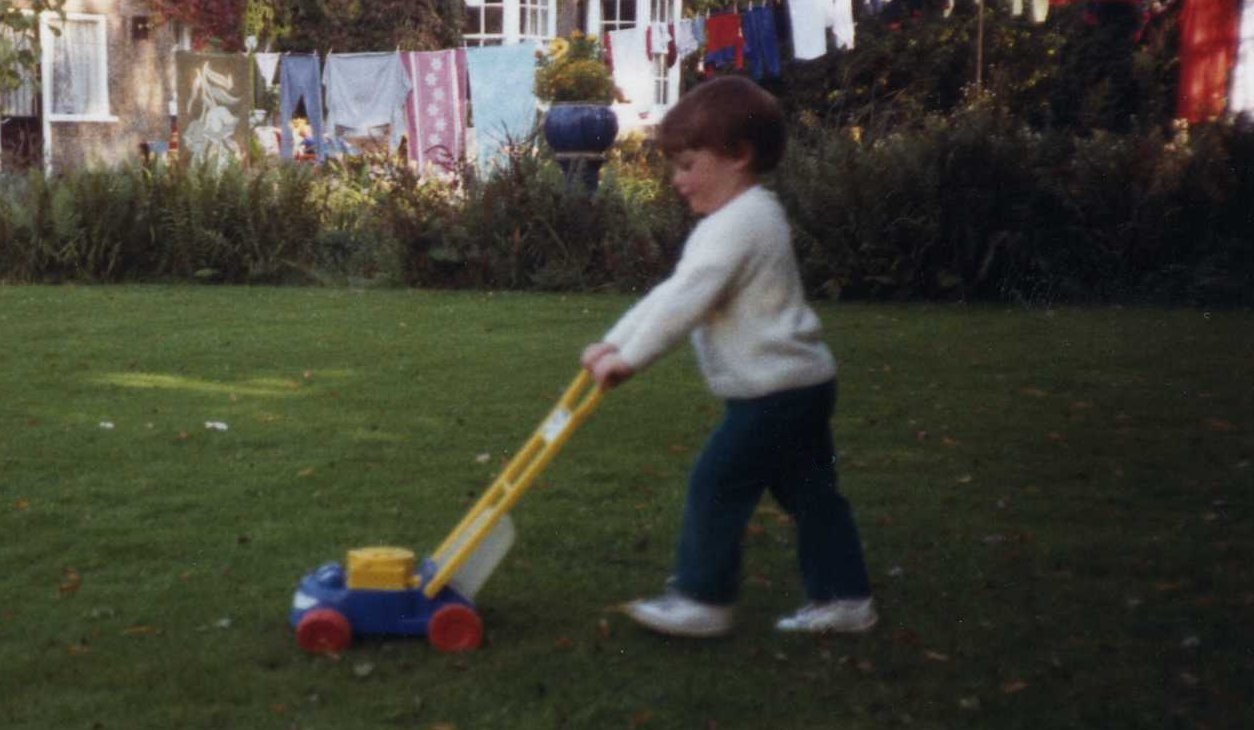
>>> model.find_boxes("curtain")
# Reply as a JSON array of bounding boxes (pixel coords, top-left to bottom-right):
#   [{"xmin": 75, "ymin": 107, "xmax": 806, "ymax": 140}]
[{"xmin": 49, "ymin": 19, "xmax": 105, "ymax": 116}]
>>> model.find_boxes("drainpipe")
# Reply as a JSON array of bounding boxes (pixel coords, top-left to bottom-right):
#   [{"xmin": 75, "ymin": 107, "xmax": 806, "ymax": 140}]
[{"xmin": 39, "ymin": 14, "xmax": 52, "ymax": 175}]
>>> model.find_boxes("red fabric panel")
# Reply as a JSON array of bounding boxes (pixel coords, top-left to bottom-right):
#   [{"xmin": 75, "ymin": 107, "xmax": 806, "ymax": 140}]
[{"xmin": 1177, "ymin": 0, "xmax": 1241, "ymax": 122}]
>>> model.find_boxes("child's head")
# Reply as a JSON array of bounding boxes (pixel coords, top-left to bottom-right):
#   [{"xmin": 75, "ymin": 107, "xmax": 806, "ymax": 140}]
[{"xmin": 656, "ymin": 76, "xmax": 785, "ymax": 175}]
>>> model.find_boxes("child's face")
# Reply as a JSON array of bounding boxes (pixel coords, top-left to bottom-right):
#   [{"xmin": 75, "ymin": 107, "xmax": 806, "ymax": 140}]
[{"xmin": 669, "ymin": 147, "xmax": 754, "ymax": 215}]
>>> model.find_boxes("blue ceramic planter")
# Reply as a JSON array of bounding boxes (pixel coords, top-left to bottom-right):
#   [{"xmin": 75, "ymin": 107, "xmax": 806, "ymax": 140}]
[
  {"xmin": 542, "ymin": 103, "xmax": 619, "ymax": 155},
  {"xmin": 542, "ymin": 103, "xmax": 618, "ymax": 192}
]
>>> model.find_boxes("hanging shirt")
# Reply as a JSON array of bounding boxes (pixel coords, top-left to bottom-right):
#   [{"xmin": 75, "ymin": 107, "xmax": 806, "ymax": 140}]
[
  {"xmin": 829, "ymin": 0, "xmax": 856, "ymax": 50},
  {"xmin": 323, "ymin": 52, "xmax": 412, "ymax": 146},
  {"xmin": 675, "ymin": 18, "xmax": 703, "ymax": 58},
  {"xmin": 464, "ymin": 43, "xmax": 539, "ymax": 171},
  {"xmin": 399, "ymin": 49, "xmax": 469, "ymax": 174},
  {"xmin": 704, "ymin": 13, "xmax": 746, "ymax": 76}
]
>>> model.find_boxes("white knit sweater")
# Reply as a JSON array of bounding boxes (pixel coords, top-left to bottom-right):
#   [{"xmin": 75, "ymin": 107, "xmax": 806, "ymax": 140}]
[{"xmin": 604, "ymin": 185, "xmax": 836, "ymax": 399}]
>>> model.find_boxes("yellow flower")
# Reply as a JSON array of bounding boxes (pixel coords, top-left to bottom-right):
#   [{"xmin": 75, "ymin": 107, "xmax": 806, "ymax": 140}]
[{"xmin": 548, "ymin": 38, "xmax": 570, "ymax": 59}]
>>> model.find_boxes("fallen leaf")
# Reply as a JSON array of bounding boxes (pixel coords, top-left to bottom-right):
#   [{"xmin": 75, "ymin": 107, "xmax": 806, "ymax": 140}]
[
  {"xmin": 59, "ymin": 568, "xmax": 82, "ymax": 597},
  {"xmin": 1001, "ymin": 679, "xmax": 1029, "ymax": 694},
  {"xmin": 353, "ymin": 661, "xmax": 375, "ymax": 678},
  {"xmin": 553, "ymin": 636, "xmax": 574, "ymax": 650},
  {"xmin": 958, "ymin": 697, "xmax": 980, "ymax": 710},
  {"xmin": 98, "ymin": 421, "xmax": 115, "ymax": 430},
  {"xmin": 1046, "ymin": 432, "xmax": 1067, "ymax": 444},
  {"xmin": 924, "ymin": 650, "xmax": 950, "ymax": 662},
  {"xmin": 303, "ymin": 370, "xmax": 313, "ymax": 381},
  {"xmin": 297, "ymin": 467, "xmax": 316, "ymax": 477},
  {"xmin": 66, "ymin": 643, "xmax": 90, "ymax": 656},
  {"xmin": 1018, "ymin": 387, "xmax": 1048, "ymax": 398},
  {"xmin": 630, "ymin": 709, "xmax": 653, "ymax": 728},
  {"xmin": 123, "ymin": 625, "xmax": 162, "ymax": 636},
  {"xmin": 668, "ymin": 443, "xmax": 690, "ymax": 454},
  {"xmin": 474, "ymin": 453, "xmax": 491, "ymax": 464},
  {"xmin": 271, "ymin": 703, "xmax": 286, "ymax": 714},
  {"xmin": 204, "ymin": 421, "xmax": 229, "ymax": 432},
  {"xmin": 956, "ymin": 474, "xmax": 973, "ymax": 484},
  {"xmin": 1155, "ymin": 580, "xmax": 1185, "ymax": 592},
  {"xmin": 596, "ymin": 618, "xmax": 611, "ymax": 640},
  {"xmin": 1203, "ymin": 418, "xmax": 1238, "ymax": 433},
  {"xmin": 14, "ymin": 498, "xmax": 29, "ymax": 512},
  {"xmin": 941, "ymin": 436, "xmax": 960, "ymax": 447},
  {"xmin": 1068, "ymin": 401, "xmax": 1093, "ymax": 413},
  {"xmin": 174, "ymin": 431, "xmax": 190, "ymax": 442},
  {"xmin": 914, "ymin": 430, "xmax": 928, "ymax": 443}
]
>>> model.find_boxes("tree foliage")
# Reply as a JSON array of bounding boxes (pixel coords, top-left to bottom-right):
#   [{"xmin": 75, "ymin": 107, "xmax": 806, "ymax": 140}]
[{"xmin": 0, "ymin": 0, "xmax": 65, "ymax": 95}]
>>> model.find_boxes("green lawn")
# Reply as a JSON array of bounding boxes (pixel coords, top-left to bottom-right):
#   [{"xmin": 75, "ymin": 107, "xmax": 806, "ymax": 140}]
[{"xmin": 1, "ymin": 286, "xmax": 1250, "ymax": 729}]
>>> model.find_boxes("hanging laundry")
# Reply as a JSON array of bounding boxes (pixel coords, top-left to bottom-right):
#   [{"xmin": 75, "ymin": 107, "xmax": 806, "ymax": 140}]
[
  {"xmin": 789, "ymin": 0, "xmax": 830, "ymax": 60},
  {"xmin": 743, "ymin": 5, "xmax": 782, "ymax": 80},
  {"xmin": 1177, "ymin": 0, "xmax": 1241, "ymax": 122},
  {"xmin": 675, "ymin": 18, "xmax": 703, "ymax": 59},
  {"xmin": 829, "ymin": 0, "xmax": 856, "ymax": 50},
  {"xmin": 464, "ymin": 43, "xmax": 540, "ymax": 171},
  {"xmin": 1030, "ymin": 0, "xmax": 1050, "ymax": 23},
  {"xmin": 1232, "ymin": 0, "xmax": 1254, "ymax": 115},
  {"xmin": 254, "ymin": 52, "xmax": 280, "ymax": 90},
  {"xmin": 323, "ymin": 52, "xmax": 412, "ymax": 150},
  {"xmin": 704, "ymin": 12, "xmax": 746, "ymax": 76},
  {"xmin": 279, "ymin": 53, "xmax": 325, "ymax": 161},
  {"xmin": 646, "ymin": 22, "xmax": 678, "ymax": 68},
  {"xmin": 399, "ymin": 49, "xmax": 469, "ymax": 174},
  {"xmin": 177, "ymin": 51, "xmax": 254, "ymax": 165},
  {"xmin": 609, "ymin": 26, "xmax": 653, "ymax": 110}
]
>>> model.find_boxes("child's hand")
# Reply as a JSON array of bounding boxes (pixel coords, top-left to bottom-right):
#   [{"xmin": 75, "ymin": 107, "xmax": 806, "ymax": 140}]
[
  {"xmin": 591, "ymin": 353, "xmax": 634, "ymax": 389},
  {"xmin": 581, "ymin": 342, "xmax": 619, "ymax": 370}
]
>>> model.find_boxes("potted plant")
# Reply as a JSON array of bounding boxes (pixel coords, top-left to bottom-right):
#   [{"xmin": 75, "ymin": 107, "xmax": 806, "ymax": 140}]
[{"xmin": 534, "ymin": 32, "xmax": 621, "ymax": 191}]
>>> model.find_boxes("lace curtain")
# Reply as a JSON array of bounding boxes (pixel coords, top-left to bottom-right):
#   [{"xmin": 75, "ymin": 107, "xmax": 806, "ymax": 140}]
[{"xmin": 48, "ymin": 18, "xmax": 106, "ymax": 117}]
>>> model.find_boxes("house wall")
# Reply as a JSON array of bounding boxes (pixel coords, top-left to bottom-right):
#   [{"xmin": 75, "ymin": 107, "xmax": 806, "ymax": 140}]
[{"xmin": 42, "ymin": 0, "xmax": 178, "ymax": 171}]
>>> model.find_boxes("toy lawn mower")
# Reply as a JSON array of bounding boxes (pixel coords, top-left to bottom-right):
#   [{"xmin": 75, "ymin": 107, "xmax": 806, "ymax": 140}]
[{"xmin": 289, "ymin": 371, "xmax": 602, "ymax": 653}]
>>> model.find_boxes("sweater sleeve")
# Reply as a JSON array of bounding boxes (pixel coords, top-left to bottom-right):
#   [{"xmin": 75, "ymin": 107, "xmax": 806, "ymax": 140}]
[{"xmin": 603, "ymin": 223, "xmax": 745, "ymax": 371}]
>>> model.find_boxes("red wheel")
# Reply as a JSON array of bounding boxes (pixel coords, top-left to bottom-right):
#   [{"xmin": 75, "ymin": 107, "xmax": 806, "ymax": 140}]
[
  {"xmin": 428, "ymin": 604, "xmax": 483, "ymax": 652},
  {"xmin": 296, "ymin": 609, "xmax": 352, "ymax": 653}
]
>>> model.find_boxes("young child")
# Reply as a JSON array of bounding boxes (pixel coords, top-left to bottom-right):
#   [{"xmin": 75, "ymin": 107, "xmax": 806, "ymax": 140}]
[{"xmin": 581, "ymin": 76, "xmax": 875, "ymax": 637}]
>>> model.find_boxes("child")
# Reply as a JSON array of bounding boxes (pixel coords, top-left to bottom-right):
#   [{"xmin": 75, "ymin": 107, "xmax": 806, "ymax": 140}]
[{"xmin": 581, "ymin": 76, "xmax": 875, "ymax": 637}]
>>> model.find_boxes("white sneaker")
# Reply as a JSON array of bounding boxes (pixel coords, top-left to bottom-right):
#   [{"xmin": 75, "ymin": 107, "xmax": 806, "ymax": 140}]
[
  {"xmin": 775, "ymin": 598, "xmax": 878, "ymax": 634},
  {"xmin": 624, "ymin": 592, "xmax": 734, "ymax": 638}
]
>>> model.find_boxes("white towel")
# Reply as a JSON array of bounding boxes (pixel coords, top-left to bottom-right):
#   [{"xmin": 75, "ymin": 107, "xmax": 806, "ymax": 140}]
[
  {"xmin": 789, "ymin": 0, "xmax": 830, "ymax": 60},
  {"xmin": 609, "ymin": 27, "xmax": 653, "ymax": 111},
  {"xmin": 1232, "ymin": 0, "xmax": 1254, "ymax": 114},
  {"xmin": 675, "ymin": 18, "xmax": 702, "ymax": 58}
]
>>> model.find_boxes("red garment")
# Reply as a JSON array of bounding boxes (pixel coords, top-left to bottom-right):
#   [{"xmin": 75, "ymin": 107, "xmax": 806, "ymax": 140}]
[
  {"xmin": 1177, "ymin": 0, "xmax": 1241, "ymax": 122},
  {"xmin": 703, "ymin": 13, "xmax": 745, "ymax": 78}
]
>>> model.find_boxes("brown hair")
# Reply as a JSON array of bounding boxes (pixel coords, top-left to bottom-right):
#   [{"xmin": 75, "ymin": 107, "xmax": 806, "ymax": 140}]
[{"xmin": 656, "ymin": 76, "xmax": 786, "ymax": 174}]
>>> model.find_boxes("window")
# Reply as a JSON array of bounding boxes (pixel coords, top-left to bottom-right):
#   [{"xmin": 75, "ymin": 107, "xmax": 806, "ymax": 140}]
[
  {"xmin": 463, "ymin": 0, "xmax": 555, "ymax": 46},
  {"xmin": 41, "ymin": 13, "xmax": 114, "ymax": 122},
  {"xmin": 0, "ymin": 27, "xmax": 37, "ymax": 117}
]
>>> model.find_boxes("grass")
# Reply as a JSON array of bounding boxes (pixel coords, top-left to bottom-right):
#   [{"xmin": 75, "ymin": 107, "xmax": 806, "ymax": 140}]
[{"xmin": 1, "ymin": 285, "xmax": 1251, "ymax": 729}]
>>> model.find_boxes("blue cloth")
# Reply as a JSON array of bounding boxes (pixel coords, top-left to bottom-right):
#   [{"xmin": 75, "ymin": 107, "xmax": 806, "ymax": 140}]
[
  {"xmin": 279, "ymin": 54, "xmax": 325, "ymax": 162},
  {"xmin": 465, "ymin": 44, "xmax": 540, "ymax": 172},
  {"xmin": 673, "ymin": 380, "xmax": 871, "ymax": 605},
  {"xmin": 742, "ymin": 6, "xmax": 782, "ymax": 81}
]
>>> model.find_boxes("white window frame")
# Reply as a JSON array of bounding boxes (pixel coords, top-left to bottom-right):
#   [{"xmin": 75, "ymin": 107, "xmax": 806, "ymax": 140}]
[
  {"xmin": 40, "ymin": 12, "xmax": 117, "ymax": 123},
  {"xmin": 586, "ymin": 0, "xmax": 681, "ymax": 115},
  {"xmin": 464, "ymin": 0, "xmax": 557, "ymax": 46}
]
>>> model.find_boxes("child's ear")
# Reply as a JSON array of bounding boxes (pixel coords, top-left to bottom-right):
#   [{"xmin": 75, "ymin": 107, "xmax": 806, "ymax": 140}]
[{"xmin": 731, "ymin": 142, "xmax": 755, "ymax": 171}]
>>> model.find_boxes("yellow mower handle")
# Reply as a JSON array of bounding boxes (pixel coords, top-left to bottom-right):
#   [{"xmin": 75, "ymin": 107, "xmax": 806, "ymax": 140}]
[{"xmin": 423, "ymin": 370, "xmax": 603, "ymax": 598}]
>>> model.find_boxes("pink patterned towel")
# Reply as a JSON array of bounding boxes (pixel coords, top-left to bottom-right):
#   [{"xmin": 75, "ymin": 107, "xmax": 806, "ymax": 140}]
[{"xmin": 399, "ymin": 49, "xmax": 469, "ymax": 173}]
